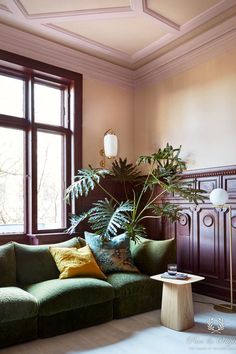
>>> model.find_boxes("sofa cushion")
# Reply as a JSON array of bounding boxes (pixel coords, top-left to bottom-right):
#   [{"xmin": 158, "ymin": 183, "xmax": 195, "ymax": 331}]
[
  {"xmin": 0, "ymin": 243, "xmax": 16, "ymax": 287},
  {"xmin": 14, "ymin": 237, "xmax": 82, "ymax": 286},
  {"xmin": 0, "ymin": 287, "xmax": 38, "ymax": 322},
  {"xmin": 24, "ymin": 278, "xmax": 114, "ymax": 316},
  {"xmin": 107, "ymin": 272, "xmax": 161, "ymax": 298},
  {"xmin": 106, "ymin": 272, "xmax": 162, "ymax": 318},
  {"xmin": 130, "ymin": 237, "xmax": 176, "ymax": 275},
  {"xmin": 49, "ymin": 245, "xmax": 107, "ymax": 280},
  {"xmin": 85, "ymin": 232, "xmax": 138, "ymax": 273}
]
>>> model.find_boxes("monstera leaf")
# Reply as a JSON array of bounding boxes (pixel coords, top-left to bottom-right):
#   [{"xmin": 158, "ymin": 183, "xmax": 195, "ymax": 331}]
[
  {"xmin": 67, "ymin": 211, "xmax": 93, "ymax": 234},
  {"xmin": 89, "ymin": 198, "xmax": 133, "ymax": 239},
  {"xmin": 66, "ymin": 166, "xmax": 111, "ymax": 202},
  {"xmin": 150, "ymin": 202, "xmax": 181, "ymax": 223},
  {"xmin": 137, "ymin": 143, "xmax": 186, "ymax": 174},
  {"xmin": 111, "ymin": 158, "xmax": 141, "ymax": 184}
]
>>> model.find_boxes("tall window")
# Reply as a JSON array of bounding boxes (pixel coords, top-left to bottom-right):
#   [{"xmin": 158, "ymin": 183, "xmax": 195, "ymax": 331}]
[{"xmin": 0, "ymin": 52, "xmax": 82, "ymax": 236}]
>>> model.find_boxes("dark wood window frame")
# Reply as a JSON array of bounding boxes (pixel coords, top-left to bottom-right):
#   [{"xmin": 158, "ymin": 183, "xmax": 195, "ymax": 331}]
[{"xmin": 0, "ymin": 50, "xmax": 82, "ymax": 243}]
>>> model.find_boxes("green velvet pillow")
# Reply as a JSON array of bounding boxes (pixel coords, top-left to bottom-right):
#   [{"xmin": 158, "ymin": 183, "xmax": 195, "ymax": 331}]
[
  {"xmin": 14, "ymin": 237, "xmax": 83, "ymax": 286},
  {"xmin": 84, "ymin": 232, "xmax": 138, "ymax": 274},
  {"xmin": 0, "ymin": 242, "xmax": 16, "ymax": 287},
  {"xmin": 130, "ymin": 237, "xmax": 176, "ymax": 275}
]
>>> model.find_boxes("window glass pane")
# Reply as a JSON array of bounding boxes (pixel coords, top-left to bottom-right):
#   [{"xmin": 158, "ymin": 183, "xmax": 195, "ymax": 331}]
[
  {"xmin": 34, "ymin": 83, "xmax": 62, "ymax": 125},
  {"xmin": 37, "ymin": 131, "xmax": 64, "ymax": 230},
  {"xmin": 0, "ymin": 75, "xmax": 24, "ymax": 117},
  {"xmin": 0, "ymin": 127, "xmax": 24, "ymax": 233}
]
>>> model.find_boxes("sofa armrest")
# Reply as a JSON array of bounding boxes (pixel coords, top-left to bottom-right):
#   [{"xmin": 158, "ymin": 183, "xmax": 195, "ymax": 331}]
[{"xmin": 130, "ymin": 237, "xmax": 176, "ymax": 276}]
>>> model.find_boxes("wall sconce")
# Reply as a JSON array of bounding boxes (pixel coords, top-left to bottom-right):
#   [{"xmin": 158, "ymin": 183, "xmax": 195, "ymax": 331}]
[
  {"xmin": 209, "ymin": 188, "xmax": 236, "ymax": 313},
  {"xmin": 100, "ymin": 129, "xmax": 118, "ymax": 167}
]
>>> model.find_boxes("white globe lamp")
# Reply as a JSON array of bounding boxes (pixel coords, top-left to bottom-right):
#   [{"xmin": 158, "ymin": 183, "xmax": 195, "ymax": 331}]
[{"xmin": 209, "ymin": 188, "xmax": 228, "ymax": 207}]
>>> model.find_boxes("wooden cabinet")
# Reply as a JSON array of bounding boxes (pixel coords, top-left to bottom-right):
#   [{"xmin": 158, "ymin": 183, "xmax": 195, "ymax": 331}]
[{"xmin": 155, "ymin": 167, "xmax": 236, "ymax": 302}]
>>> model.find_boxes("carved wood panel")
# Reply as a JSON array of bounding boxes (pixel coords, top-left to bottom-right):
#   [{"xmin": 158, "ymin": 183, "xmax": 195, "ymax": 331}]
[
  {"xmin": 197, "ymin": 207, "xmax": 219, "ymax": 278},
  {"xmin": 160, "ymin": 167, "xmax": 236, "ymax": 302},
  {"xmin": 223, "ymin": 175, "xmax": 236, "ymax": 198},
  {"xmin": 175, "ymin": 209, "xmax": 192, "ymax": 273}
]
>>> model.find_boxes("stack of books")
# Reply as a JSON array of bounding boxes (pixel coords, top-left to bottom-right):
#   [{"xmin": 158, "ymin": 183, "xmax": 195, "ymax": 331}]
[{"xmin": 161, "ymin": 272, "xmax": 189, "ymax": 280}]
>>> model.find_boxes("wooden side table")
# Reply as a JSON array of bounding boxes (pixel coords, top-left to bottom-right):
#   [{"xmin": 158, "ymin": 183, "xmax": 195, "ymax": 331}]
[{"xmin": 151, "ymin": 273, "xmax": 204, "ymax": 331}]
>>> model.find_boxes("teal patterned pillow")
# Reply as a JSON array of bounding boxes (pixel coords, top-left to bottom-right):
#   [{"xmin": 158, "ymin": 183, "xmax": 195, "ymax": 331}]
[{"xmin": 84, "ymin": 232, "xmax": 138, "ymax": 274}]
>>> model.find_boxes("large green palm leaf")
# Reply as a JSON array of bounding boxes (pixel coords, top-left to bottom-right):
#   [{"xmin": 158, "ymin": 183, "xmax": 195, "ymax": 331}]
[
  {"xmin": 89, "ymin": 198, "xmax": 133, "ymax": 239},
  {"xmin": 111, "ymin": 158, "xmax": 141, "ymax": 183},
  {"xmin": 67, "ymin": 211, "xmax": 93, "ymax": 234},
  {"xmin": 66, "ymin": 166, "xmax": 111, "ymax": 202}
]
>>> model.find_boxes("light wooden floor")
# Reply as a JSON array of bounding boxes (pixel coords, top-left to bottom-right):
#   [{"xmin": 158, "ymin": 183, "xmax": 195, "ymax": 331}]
[{"xmin": 2, "ymin": 294, "xmax": 236, "ymax": 354}]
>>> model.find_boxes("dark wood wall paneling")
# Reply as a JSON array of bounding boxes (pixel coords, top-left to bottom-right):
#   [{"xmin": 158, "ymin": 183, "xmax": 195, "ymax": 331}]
[{"xmin": 157, "ymin": 165, "xmax": 236, "ymax": 302}]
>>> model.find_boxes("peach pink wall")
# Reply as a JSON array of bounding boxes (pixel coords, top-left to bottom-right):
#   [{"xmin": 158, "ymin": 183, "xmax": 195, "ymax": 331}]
[
  {"xmin": 134, "ymin": 49, "xmax": 236, "ymax": 170},
  {"xmin": 83, "ymin": 78, "xmax": 134, "ymax": 168}
]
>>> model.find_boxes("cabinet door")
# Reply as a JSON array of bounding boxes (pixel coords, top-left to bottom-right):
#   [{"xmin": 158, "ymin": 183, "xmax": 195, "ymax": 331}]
[
  {"xmin": 196, "ymin": 206, "xmax": 219, "ymax": 279},
  {"xmin": 176, "ymin": 208, "xmax": 193, "ymax": 273}
]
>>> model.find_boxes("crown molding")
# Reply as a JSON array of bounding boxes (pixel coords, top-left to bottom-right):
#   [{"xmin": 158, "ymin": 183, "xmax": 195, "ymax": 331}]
[
  {"xmin": 143, "ymin": 0, "xmax": 180, "ymax": 32},
  {"xmin": 0, "ymin": 4, "xmax": 11, "ymax": 13},
  {"xmin": 45, "ymin": 23, "xmax": 131, "ymax": 64},
  {"xmin": 0, "ymin": 23, "xmax": 134, "ymax": 89},
  {"xmin": 4, "ymin": 0, "xmax": 235, "ymax": 66},
  {"xmin": 13, "ymin": 0, "xmax": 133, "ymax": 20},
  {"xmin": 134, "ymin": 15, "xmax": 236, "ymax": 87},
  {"xmin": 0, "ymin": 14, "xmax": 236, "ymax": 90},
  {"xmin": 132, "ymin": 0, "xmax": 236, "ymax": 63}
]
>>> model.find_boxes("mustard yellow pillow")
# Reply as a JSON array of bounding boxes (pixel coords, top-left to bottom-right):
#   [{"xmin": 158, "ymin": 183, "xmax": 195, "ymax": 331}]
[{"xmin": 49, "ymin": 245, "xmax": 106, "ymax": 280}]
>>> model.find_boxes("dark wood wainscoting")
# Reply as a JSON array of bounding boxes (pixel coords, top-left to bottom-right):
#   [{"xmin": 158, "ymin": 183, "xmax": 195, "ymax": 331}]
[{"xmin": 158, "ymin": 165, "xmax": 236, "ymax": 302}]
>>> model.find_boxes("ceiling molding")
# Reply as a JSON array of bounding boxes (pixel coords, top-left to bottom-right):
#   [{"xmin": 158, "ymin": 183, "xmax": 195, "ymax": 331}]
[
  {"xmin": 134, "ymin": 15, "xmax": 236, "ymax": 86},
  {"xmin": 180, "ymin": 0, "xmax": 236, "ymax": 31},
  {"xmin": 132, "ymin": 33, "xmax": 173, "ymax": 62},
  {"xmin": 0, "ymin": 14, "xmax": 236, "ymax": 90},
  {"xmin": 0, "ymin": 23, "xmax": 134, "ymax": 89},
  {"xmin": 133, "ymin": 0, "xmax": 236, "ymax": 64},
  {"xmin": 131, "ymin": 0, "xmax": 144, "ymax": 13},
  {"xmin": 143, "ymin": 0, "xmax": 180, "ymax": 32},
  {"xmin": 45, "ymin": 23, "xmax": 132, "ymax": 64},
  {"xmin": 4, "ymin": 0, "xmax": 25, "ymax": 17},
  {"xmin": 14, "ymin": 0, "xmax": 133, "ymax": 20},
  {"xmin": 0, "ymin": 4, "xmax": 11, "ymax": 13},
  {"xmin": 2, "ymin": 0, "xmax": 235, "ymax": 66}
]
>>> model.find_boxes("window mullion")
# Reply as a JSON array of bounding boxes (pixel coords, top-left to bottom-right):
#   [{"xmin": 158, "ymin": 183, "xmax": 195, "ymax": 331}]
[{"xmin": 28, "ymin": 76, "xmax": 38, "ymax": 235}]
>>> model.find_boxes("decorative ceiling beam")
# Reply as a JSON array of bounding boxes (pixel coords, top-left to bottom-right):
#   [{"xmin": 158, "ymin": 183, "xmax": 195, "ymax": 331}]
[
  {"xmin": 0, "ymin": 4, "xmax": 11, "ymax": 14},
  {"xmin": 131, "ymin": 0, "xmax": 144, "ymax": 13},
  {"xmin": 0, "ymin": 23, "xmax": 134, "ymax": 89},
  {"xmin": 4, "ymin": 0, "xmax": 25, "ymax": 18},
  {"xmin": 12, "ymin": 0, "xmax": 133, "ymax": 20},
  {"xmin": 44, "ymin": 23, "xmax": 132, "ymax": 64},
  {"xmin": 142, "ymin": 0, "xmax": 180, "ymax": 32}
]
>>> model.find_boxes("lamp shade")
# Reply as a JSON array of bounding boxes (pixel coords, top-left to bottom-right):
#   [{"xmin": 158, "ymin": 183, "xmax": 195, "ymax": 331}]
[
  {"xmin": 209, "ymin": 188, "xmax": 228, "ymax": 206},
  {"xmin": 104, "ymin": 133, "xmax": 118, "ymax": 158}
]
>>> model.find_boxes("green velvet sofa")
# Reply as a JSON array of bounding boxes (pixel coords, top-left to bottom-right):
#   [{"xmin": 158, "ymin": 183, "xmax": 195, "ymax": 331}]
[{"xmin": 0, "ymin": 236, "xmax": 175, "ymax": 348}]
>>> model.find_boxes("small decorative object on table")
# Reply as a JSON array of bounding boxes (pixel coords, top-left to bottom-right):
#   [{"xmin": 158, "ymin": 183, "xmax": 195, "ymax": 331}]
[
  {"xmin": 167, "ymin": 263, "xmax": 177, "ymax": 276},
  {"xmin": 161, "ymin": 272, "xmax": 189, "ymax": 280}
]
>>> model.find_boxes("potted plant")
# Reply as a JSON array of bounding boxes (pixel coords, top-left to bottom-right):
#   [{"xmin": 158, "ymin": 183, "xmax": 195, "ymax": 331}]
[{"xmin": 66, "ymin": 144, "xmax": 206, "ymax": 241}]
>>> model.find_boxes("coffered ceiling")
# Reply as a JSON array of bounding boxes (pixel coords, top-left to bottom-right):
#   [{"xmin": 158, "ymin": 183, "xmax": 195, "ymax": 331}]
[{"xmin": 0, "ymin": 0, "xmax": 236, "ymax": 68}]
